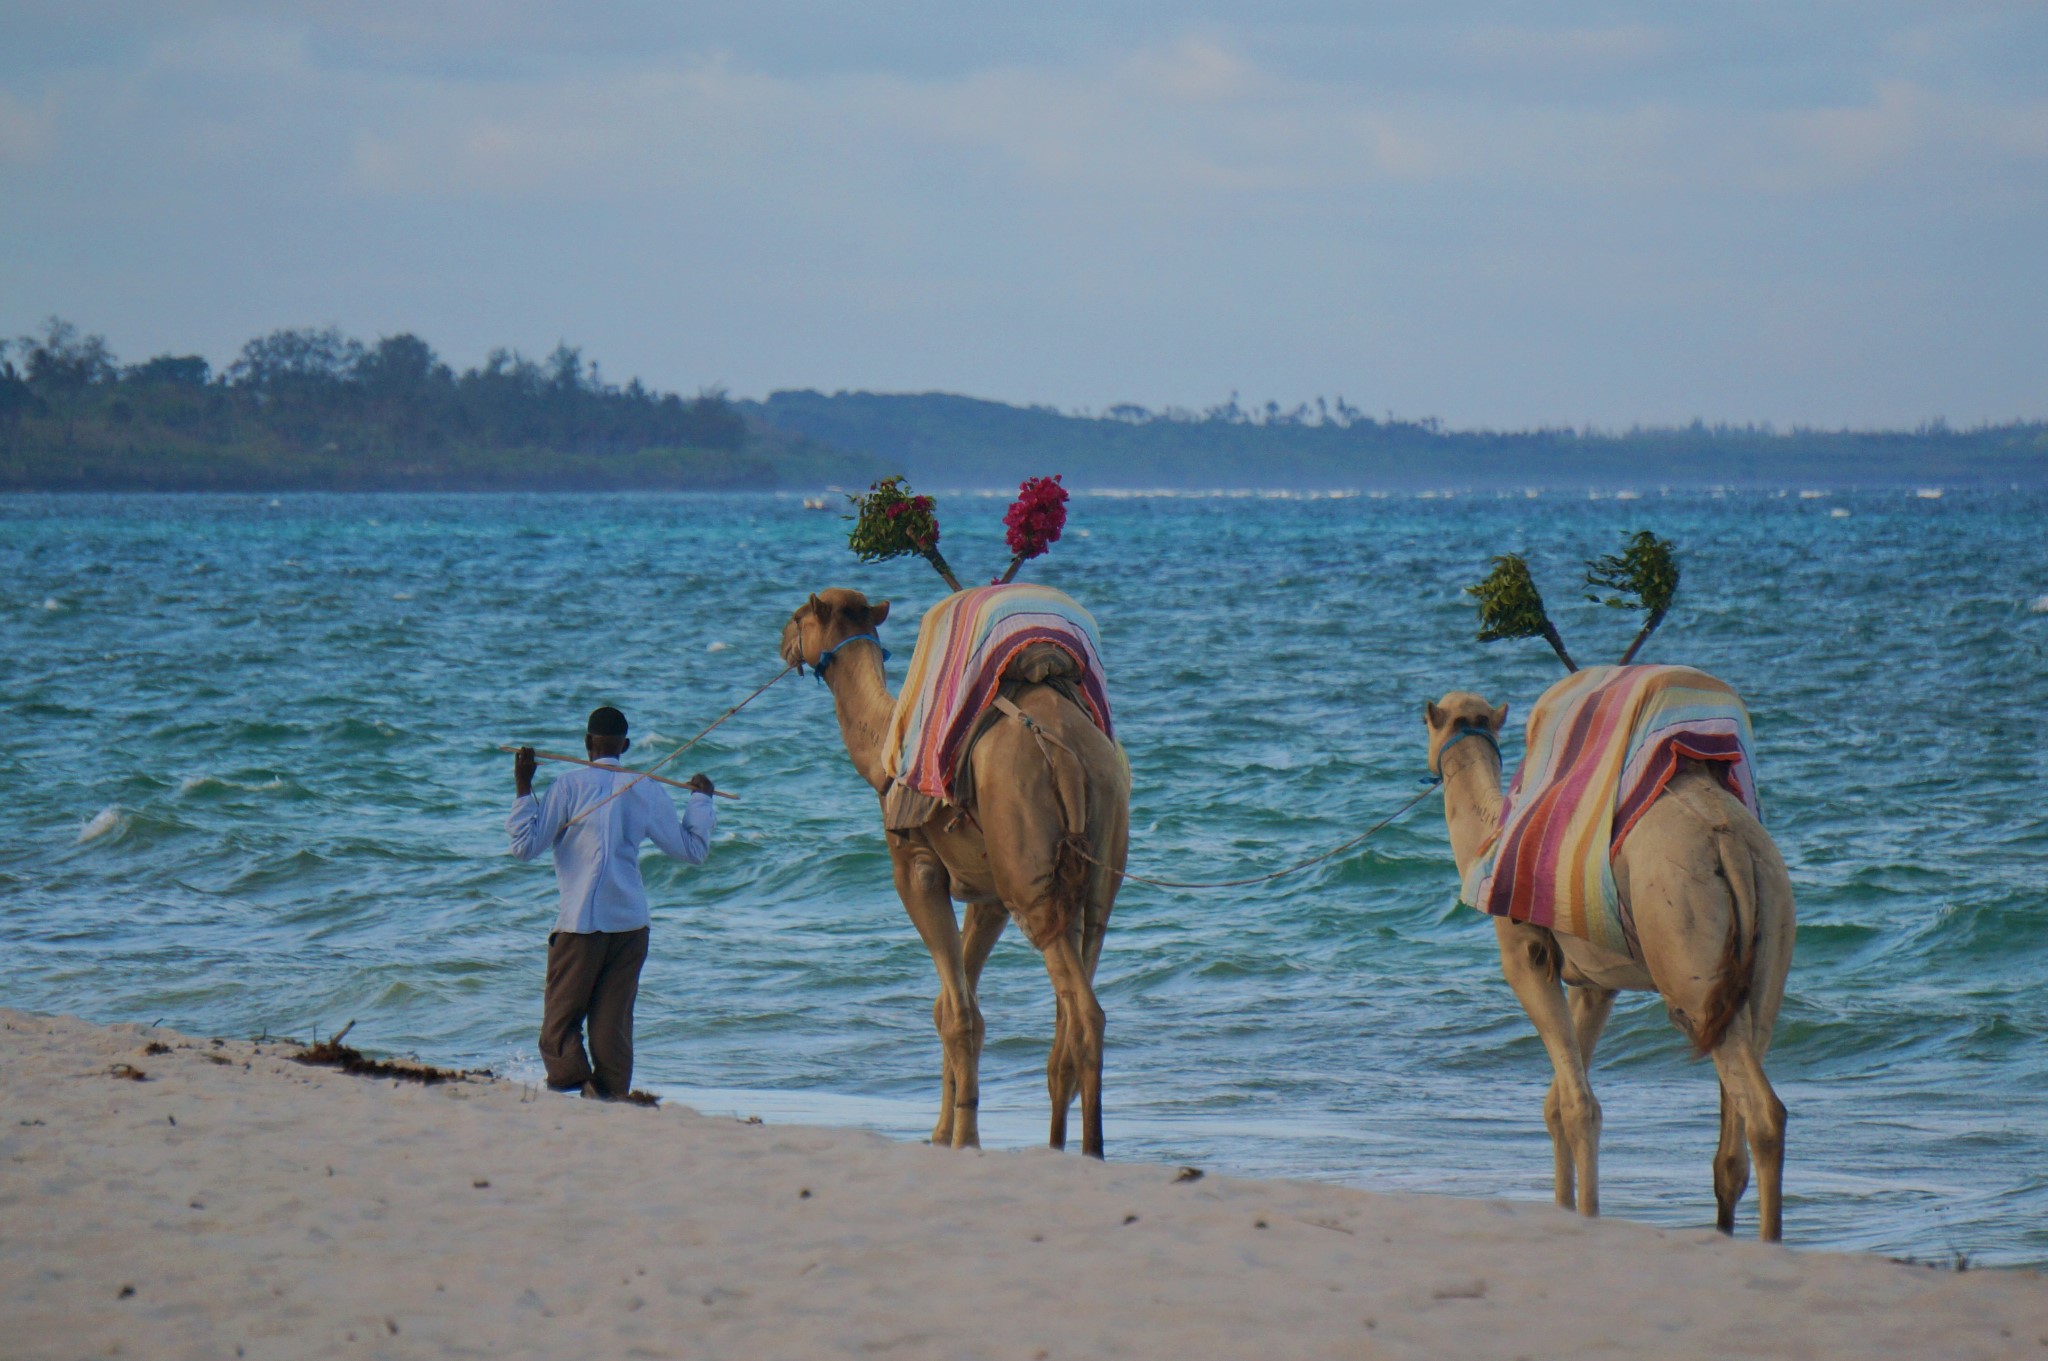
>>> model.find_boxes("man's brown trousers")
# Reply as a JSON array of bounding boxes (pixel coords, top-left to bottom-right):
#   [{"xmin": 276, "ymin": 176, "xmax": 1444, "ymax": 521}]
[{"xmin": 539, "ymin": 926, "xmax": 649, "ymax": 1098}]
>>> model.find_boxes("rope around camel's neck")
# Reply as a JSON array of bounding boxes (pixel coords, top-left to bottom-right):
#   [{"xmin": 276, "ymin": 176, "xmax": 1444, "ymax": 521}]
[{"xmin": 822, "ymin": 642, "xmax": 896, "ymax": 792}]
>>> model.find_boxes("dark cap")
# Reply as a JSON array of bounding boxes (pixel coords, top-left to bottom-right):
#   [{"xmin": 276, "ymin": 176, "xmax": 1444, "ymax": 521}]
[{"xmin": 586, "ymin": 706, "xmax": 629, "ymax": 738}]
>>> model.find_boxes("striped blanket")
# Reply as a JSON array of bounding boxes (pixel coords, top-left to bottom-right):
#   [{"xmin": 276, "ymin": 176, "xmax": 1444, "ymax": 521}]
[
  {"xmin": 1460, "ymin": 665, "xmax": 1760, "ymax": 958},
  {"xmin": 883, "ymin": 583, "xmax": 1113, "ymax": 811}
]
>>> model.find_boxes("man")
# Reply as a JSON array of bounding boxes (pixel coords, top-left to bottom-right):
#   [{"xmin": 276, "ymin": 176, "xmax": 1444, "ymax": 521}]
[{"xmin": 508, "ymin": 705, "xmax": 715, "ymax": 1099}]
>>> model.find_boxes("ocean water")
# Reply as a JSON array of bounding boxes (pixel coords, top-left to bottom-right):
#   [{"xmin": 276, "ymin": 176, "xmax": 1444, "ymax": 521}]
[{"xmin": 4, "ymin": 488, "xmax": 2045, "ymax": 1265}]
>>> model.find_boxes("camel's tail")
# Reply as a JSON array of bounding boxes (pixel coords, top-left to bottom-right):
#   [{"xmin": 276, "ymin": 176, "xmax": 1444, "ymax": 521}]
[
  {"xmin": 994, "ymin": 694, "xmax": 1095, "ymax": 948},
  {"xmin": 1046, "ymin": 728, "xmax": 1094, "ymax": 947},
  {"xmin": 1051, "ymin": 831, "xmax": 1092, "ymax": 943},
  {"xmin": 1694, "ymin": 827, "xmax": 1762, "ymax": 1057}
]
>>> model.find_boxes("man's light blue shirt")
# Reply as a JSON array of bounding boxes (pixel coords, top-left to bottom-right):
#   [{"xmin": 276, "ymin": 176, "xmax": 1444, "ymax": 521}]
[{"xmin": 507, "ymin": 757, "xmax": 715, "ymax": 935}]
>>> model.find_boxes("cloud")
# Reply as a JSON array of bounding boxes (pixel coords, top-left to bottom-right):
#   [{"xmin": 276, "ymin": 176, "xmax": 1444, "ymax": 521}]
[
  {"xmin": 1127, "ymin": 34, "xmax": 1262, "ymax": 104},
  {"xmin": 1460, "ymin": 24, "xmax": 1672, "ymax": 73},
  {"xmin": 1754, "ymin": 80, "xmax": 2048, "ymax": 193},
  {"xmin": 2, "ymin": 6, "xmax": 2045, "ymax": 426},
  {"xmin": 341, "ymin": 36, "xmax": 1467, "ymax": 209}
]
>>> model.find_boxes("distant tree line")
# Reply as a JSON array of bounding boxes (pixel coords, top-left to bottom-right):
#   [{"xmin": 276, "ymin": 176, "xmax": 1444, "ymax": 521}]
[
  {"xmin": 748, "ymin": 389, "xmax": 2048, "ymax": 490},
  {"xmin": 1, "ymin": 318, "xmax": 858, "ymax": 491},
  {"xmin": 1097, "ymin": 393, "xmax": 1397, "ymax": 430},
  {"xmin": 7, "ymin": 316, "xmax": 2043, "ymax": 491}
]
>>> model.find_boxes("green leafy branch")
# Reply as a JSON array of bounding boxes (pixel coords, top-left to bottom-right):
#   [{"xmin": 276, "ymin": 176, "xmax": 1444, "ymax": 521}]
[
  {"xmin": 845, "ymin": 475, "xmax": 962, "ymax": 590},
  {"xmin": 1583, "ymin": 530, "xmax": 1680, "ymax": 665},
  {"xmin": 1466, "ymin": 530, "xmax": 1681, "ymax": 670},
  {"xmin": 1468, "ymin": 553, "xmax": 1578, "ymax": 672}
]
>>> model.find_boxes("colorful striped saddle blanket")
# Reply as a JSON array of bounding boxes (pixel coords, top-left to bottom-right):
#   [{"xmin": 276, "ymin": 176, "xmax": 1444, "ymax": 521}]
[
  {"xmin": 1460, "ymin": 664, "xmax": 1761, "ymax": 958},
  {"xmin": 881, "ymin": 584, "xmax": 1113, "ymax": 828}
]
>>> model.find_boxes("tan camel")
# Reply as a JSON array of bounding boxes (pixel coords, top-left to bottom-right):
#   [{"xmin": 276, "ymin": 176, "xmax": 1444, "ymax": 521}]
[
  {"xmin": 1424, "ymin": 691, "xmax": 1796, "ymax": 1240},
  {"xmin": 782, "ymin": 589, "xmax": 1130, "ymax": 1157}
]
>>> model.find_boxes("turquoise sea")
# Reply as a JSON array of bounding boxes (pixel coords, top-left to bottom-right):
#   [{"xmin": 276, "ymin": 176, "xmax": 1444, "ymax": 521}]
[{"xmin": 4, "ymin": 489, "xmax": 2045, "ymax": 1264}]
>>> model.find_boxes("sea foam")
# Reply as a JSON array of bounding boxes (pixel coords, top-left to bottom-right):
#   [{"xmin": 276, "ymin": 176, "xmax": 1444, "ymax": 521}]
[{"xmin": 77, "ymin": 806, "xmax": 123, "ymax": 844}]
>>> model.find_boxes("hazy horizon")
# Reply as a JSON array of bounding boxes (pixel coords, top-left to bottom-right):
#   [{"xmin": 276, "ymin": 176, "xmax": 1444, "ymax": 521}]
[{"xmin": 5, "ymin": 3, "xmax": 2045, "ymax": 430}]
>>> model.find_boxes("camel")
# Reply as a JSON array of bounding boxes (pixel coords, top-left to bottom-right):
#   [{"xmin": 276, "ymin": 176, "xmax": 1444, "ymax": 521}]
[
  {"xmin": 782, "ymin": 588, "xmax": 1131, "ymax": 1157},
  {"xmin": 1424, "ymin": 690, "xmax": 1796, "ymax": 1240}
]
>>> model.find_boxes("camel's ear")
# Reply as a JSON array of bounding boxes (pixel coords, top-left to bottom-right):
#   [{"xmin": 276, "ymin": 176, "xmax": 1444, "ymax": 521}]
[
  {"xmin": 1425, "ymin": 700, "xmax": 1444, "ymax": 728},
  {"xmin": 869, "ymin": 599, "xmax": 890, "ymax": 627},
  {"xmin": 1490, "ymin": 703, "xmax": 1509, "ymax": 732},
  {"xmin": 807, "ymin": 592, "xmax": 823, "ymax": 615}
]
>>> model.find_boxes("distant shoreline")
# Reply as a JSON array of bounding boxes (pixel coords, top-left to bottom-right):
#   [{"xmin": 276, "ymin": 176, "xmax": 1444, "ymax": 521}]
[
  {"xmin": 8, "ymin": 321, "xmax": 2042, "ymax": 493},
  {"xmin": 3, "ymin": 480, "xmax": 2039, "ymax": 497}
]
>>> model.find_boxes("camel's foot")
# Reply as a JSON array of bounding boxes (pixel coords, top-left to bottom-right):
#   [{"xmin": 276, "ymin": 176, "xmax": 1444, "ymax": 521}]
[{"xmin": 1046, "ymin": 1086, "xmax": 1072, "ymax": 1151}]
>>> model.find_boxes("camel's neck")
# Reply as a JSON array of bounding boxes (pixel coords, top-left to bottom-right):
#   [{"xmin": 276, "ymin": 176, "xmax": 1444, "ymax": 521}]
[
  {"xmin": 821, "ymin": 643, "xmax": 897, "ymax": 792},
  {"xmin": 1441, "ymin": 746, "xmax": 1505, "ymax": 879}
]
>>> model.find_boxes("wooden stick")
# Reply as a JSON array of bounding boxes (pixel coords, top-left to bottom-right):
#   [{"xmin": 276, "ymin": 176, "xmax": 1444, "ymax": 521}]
[
  {"xmin": 1541, "ymin": 621, "xmax": 1579, "ymax": 673},
  {"xmin": 561, "ymin": 662, "xmax": 792, "ymax": 827},
  {"xmin": 497, "ymin": 746, "xmax": 739, "ymax": 798},
  {"xmin": 1616, "ymin": 606, "xmax": 1666, "ymax": 666},
  {"xmin": 924, "ymin": 546, "xmax": 965, "ymax": 592}
]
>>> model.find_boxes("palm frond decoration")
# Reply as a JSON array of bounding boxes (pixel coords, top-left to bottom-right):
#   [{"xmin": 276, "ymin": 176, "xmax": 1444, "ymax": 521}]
[
  {"xmin": 1468, "ymin": 553, "xmax": 1577, "ymax": 672},
  {"xmin": 1584, "ymin": 531, "xmax": 1679, "ymax": 665}
]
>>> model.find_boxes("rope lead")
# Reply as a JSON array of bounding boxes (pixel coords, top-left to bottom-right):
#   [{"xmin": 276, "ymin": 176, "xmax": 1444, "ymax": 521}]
[{"xmin": 561, "ymin": 663, "xmax": 796, "ymax": 828}]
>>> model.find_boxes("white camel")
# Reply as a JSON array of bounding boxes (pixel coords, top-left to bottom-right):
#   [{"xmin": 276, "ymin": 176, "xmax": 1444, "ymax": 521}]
[{"xmin": 1425, "ymin": 689, "xmax": 1797, "ymax": 1240}]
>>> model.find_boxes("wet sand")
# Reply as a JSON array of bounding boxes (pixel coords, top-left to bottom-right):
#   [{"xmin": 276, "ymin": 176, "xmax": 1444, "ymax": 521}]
[{"xmin": 2, "ymin": 1008, "xmax": 2043, "ymax": 1360}]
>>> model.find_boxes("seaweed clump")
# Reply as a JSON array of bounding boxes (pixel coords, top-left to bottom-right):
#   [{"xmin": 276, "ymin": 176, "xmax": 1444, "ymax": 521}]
[{"xmin": 293, "ymin": 1022, "xmax": 486, "ymax": 1086}]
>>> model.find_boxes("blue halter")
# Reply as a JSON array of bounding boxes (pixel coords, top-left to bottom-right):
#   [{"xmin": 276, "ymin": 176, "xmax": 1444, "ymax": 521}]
[
  {"xmin": 1427, "ymin": 723, "xmax": 1500, "ymax": 782},
  {"xmin": 813, "ymin": 632, "xmax": 890, "ymax": 683}
]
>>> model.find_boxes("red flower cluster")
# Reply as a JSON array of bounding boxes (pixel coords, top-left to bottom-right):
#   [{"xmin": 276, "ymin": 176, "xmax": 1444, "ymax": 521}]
[
  {"xmin": 881, "ymin": 493, "xmax": 938, "ymax": 548},
  {"xmin": 1003, "ymin": 475, "xmax": 1067, "ymax": 561}
]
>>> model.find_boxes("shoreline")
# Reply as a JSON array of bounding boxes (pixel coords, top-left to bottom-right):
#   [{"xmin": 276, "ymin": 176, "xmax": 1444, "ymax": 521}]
[{"xmin": 4, "ymin": 1008, "xmax": 2043, "ymax": 1360}]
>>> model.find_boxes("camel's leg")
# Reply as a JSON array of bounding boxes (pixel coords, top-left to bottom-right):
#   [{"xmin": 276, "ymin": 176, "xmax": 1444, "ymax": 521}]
[
  {"xmin": 1047, "ymin": 990, "xmax": 1075, "ymax": 1151},
  {"xmin": 1496, "ymin": 919, "xmax": 1601, "ymax": 1215},
  {"xmin": 893, "ymin": 851, "xmax": 983, "ymax": 1149},
  {"xmin": 928, "ymin": 993, "xmax": 956, "ymax": 1146},
  {"xmin": 1710, "ymin": 1035, "xmax": 1786, "ymax": 1242},
  {"xmin": 1713, "ymin": 1082, "xmax": 1751, "ymax": 1235},
  {"xmin": 931, "ymin": 903, "xmax": 1008, "ymax": 1142},
  {"xmin": 962, "ymin": 900, "xmax": 1009, "ymax": 984},
  {"xmin": 1543, "ymin": 984, "xmax": 1617, "ymax": 1209},
  {"xmin": 1041, "ymin": 833, "xmax": 1119, "ymax": 1149},
  {"xmin": 1041, "ymin": 932, "xmax": 1106, "ymax": 1158},
  {"xmin": 959, "ymin": 900, "xmax": 1013, "ymax": 1143}
]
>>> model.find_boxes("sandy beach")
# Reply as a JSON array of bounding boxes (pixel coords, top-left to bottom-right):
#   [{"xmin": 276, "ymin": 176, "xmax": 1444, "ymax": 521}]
[{"xmin": 3, "ymin": 1008, "xmax": 2043, "ymax": 1361}]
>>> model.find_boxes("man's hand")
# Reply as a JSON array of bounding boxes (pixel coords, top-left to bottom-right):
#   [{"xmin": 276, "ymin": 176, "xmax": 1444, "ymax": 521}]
[
  {"xmin": 684, "ymin": 772, "xmax": 716, "ymax": 797},
  {"xmin": 515, "ymin": 746, "xmax": 537, "ymax": 797}
]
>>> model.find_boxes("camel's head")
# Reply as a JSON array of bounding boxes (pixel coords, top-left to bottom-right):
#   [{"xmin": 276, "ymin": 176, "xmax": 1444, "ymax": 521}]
[
  {"xmin": 781, "ymin": 588, "xmax": 892, "ymax": 677},
  {"xmin": 1424, "ymin": 691, "xmax": 1508, "ymax": 778}
]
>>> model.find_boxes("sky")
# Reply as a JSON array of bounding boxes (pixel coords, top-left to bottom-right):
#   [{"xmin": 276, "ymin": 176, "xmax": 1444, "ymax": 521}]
[{"xmin": 2, "ymin": 2, "xmax": 2044, "ymax": 429}]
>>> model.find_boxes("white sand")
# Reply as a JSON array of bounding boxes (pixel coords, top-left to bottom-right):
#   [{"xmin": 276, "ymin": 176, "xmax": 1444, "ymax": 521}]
[{"xmin": 3, "ymin": 1008, "xmax": 2043, "ymax": 1360}]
